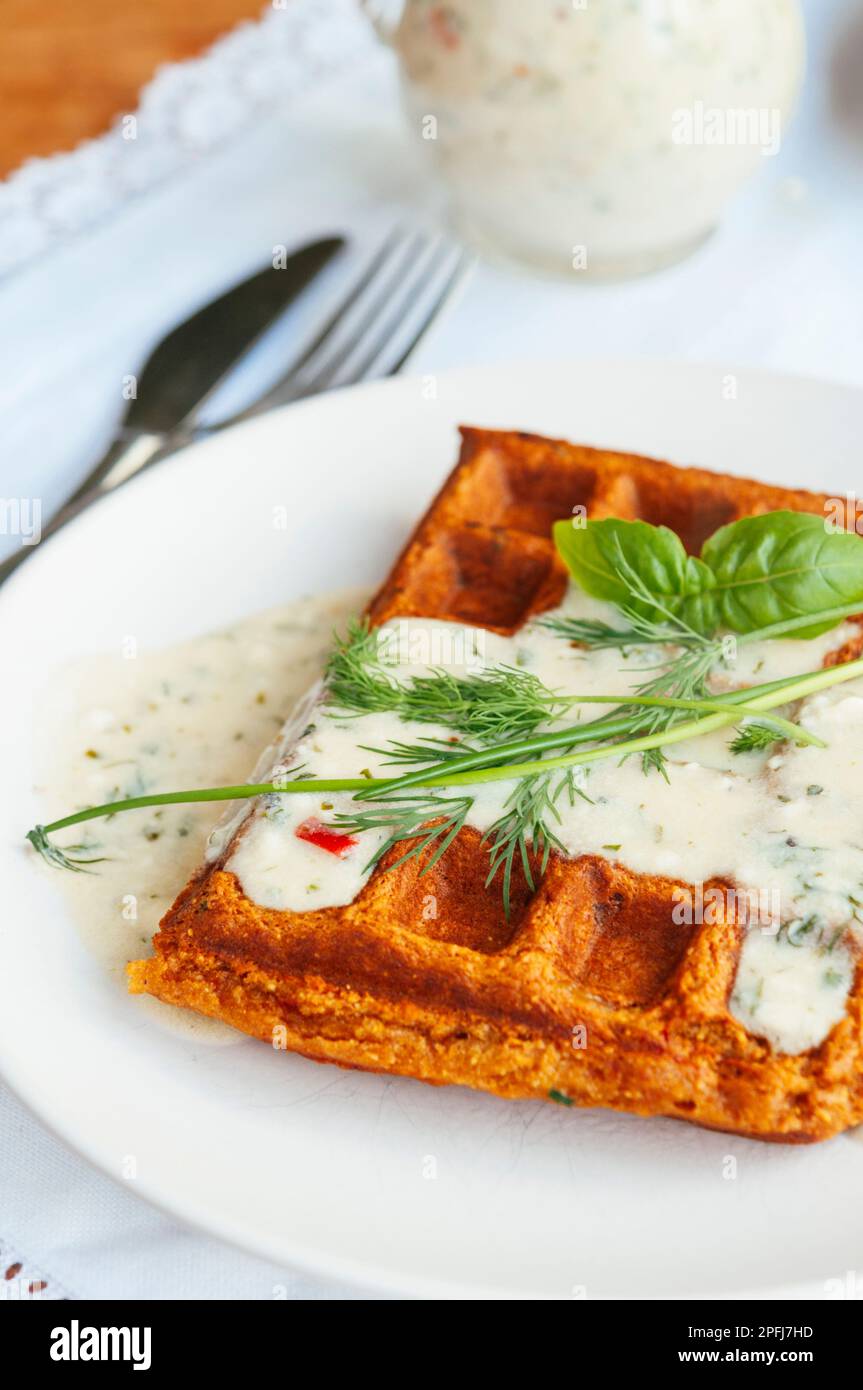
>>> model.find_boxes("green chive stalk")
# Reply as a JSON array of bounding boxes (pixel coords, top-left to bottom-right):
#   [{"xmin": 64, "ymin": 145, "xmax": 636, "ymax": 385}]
[{"xmin": 27, "ymin": 654, "xmax": 863, "ymax": 865}]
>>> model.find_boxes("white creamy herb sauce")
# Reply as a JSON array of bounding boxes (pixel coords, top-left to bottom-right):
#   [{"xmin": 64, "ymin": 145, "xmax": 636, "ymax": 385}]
[
  {"xmin": 37, "ymin": 585, "xmax": 863, "ymax": 1058},
  {"xmin": 33, "ymin": 590, "xmax": 368, "ymax": 1043},
  {"xmin": 393, "ymin": 0, "xmax": 804, "ymax": 272},
  {"xmin": 224, "ymin": 586, "xmax": 862, "ymax": 1058}
]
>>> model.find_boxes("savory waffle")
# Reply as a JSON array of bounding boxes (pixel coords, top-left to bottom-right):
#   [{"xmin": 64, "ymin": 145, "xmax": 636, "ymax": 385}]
[{"xmin": 128, "ymin": 427, "xmax": 863, "ymax": 1142}]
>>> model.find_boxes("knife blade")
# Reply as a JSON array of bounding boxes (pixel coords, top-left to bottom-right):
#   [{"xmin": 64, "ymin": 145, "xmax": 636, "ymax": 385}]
[
  {"xmin": 119, "ymin": 235, "xmax": 345, "ymax": 435},
  {"xmin": 0, "ymin": 235, "xmax": 344, "ymax": 587},
  {"xmin": 64, "ymin": 235, "xmax": 344, "ymax": 507}
]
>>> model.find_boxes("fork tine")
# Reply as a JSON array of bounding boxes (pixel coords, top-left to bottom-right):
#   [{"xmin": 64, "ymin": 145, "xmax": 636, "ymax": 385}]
[
  {"xmin": 222, "ymin": 227, "xmax": 413, "ymax": 423},
  {"xmin": 209, "ymin": 229, "xmax": 471, "ymax": 432},
  {"xmin": 279, "ymin": 225, "xmax": 412, "ymax": 384},
  {"xmin": 293, "ymin": 229, "xmax": 431, "ymax": 396},
  {"xmin": 303, "ymin": 239, "xmax": 469, "ymax": 395},
  {"xmin": 382, "ymin": 248, "xmax": 473, "ymax": 378}
]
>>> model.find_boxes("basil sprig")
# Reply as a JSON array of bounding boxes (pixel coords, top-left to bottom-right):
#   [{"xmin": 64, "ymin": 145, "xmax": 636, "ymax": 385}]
[{"xmin": 553, "ymin": 509, "xmax": 863, "ymax": 638}]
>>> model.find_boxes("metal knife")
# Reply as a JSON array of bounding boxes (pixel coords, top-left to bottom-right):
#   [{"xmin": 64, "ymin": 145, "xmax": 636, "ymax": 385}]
[{"xmin": 0, "ymin": 236, "xmax": 344, "ymax": 584}]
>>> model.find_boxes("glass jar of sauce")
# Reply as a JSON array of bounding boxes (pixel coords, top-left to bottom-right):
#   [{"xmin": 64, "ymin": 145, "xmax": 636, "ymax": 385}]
[{"xmin": 365, "ymin": 0, "xmax": 805, "ymax": 278}]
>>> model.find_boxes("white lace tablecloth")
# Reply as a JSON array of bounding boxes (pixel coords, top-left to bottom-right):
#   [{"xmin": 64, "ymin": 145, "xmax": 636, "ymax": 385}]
[{"xmin": 1, "ymin": 0, "xmax": 862, "ymax": 1299}]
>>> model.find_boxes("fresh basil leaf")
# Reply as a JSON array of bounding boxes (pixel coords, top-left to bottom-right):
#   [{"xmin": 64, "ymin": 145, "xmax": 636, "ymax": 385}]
[
  {"xmin": 552, "ymin": 517, "xmax": 716, "ymax": 632},
  {"xmin": 700, "ymin": 511, "xmax": 863, "ymax": 637}
]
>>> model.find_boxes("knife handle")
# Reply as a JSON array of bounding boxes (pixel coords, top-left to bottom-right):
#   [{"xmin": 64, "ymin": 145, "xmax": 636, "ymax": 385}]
[{"xmin": 0, "ymin": 431, "xmax": 165, "ymax": 588}]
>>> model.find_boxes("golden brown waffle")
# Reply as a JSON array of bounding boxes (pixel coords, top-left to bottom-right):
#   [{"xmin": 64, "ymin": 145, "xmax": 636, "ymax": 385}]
[{"xmin": 128, "ymin": 427, "xmax": 863, "ymax": 1142}]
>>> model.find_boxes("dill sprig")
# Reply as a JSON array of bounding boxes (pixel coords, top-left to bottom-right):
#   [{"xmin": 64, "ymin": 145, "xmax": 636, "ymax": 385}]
[
  {"xmin": 26, "ymin": 656, "xmax": 862, "ymax": 915},
  {"xmin": 540, "ymin": 606, "xmax": 702, "ymax": 652},
  {"xmin": 326, "ymin": 619, "xmax": 569, "ymax": 742},
  {"xmin": 540, "ymin": 616, "xmax": 669, "ymax": 649},
  {"xmin": 330, "ymin": 610, "xmax": 728, "ymax": 776},
  {"xmin": 542, "ymin": 542, "xmax": 727, "ymax": 773},
  {"xmin": 343, "ymin": 688, "xmax": 815, "ymax": 911},
  {"xmin": 336, "ymin": 792, "xmax": 473, "ymax": 877},
  {"xmin": 540, "ymin": 623, "xmax": 724, "ymax": 775},
  {"xmin": 482, "ymin": 757, "xmax": 589, "ymax": 914},
  {"xmin": 627, "ymin": 642, "xmax": 726, "ymax": 774},
  {"xmin": 337, "ymin": 746, "xmax": 590, "ymax": 916},
  {"xmin": 360, "ymin": 736, "xmax": 477, "ymax": 765},
  {"xmin": 358, "ymin": 733, "xmax": 587, "ymax": 910},
  {"xmin": 729, "ymin": 721, "xmax": 788, "ymax": 754}
]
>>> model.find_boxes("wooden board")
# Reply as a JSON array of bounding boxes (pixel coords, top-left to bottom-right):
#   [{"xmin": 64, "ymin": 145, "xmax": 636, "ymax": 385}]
[{"xmin": 0, "ymin": 0, "xmax": 265, "ymax": 178}]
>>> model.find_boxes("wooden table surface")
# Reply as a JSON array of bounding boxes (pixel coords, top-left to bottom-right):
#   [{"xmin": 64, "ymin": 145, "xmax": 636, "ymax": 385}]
[{"xmin": 0, "ymin": 0, "xmax": 265, "ymax": 179}]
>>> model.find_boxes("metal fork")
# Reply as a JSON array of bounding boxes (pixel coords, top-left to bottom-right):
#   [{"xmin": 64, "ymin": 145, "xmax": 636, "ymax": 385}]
[
  {"xmin": 0, "ymin": 228, "xmax": 473, "ymax": 585},
  {"xmin": 201, "ymin": 228, "xmax": 472, "ymax": 432}
]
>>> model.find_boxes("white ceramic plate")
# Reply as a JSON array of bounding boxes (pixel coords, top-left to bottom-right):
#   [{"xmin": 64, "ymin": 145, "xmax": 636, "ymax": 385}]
[{"xmin": 3, "ymin": 360, "xmax": 863, "ymax": 1301}]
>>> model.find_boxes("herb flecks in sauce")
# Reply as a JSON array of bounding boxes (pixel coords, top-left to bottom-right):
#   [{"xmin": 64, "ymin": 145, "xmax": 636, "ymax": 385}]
[{"xmin": 32, "ymin": 591, "xmax": 367, "ymax": 1040}]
